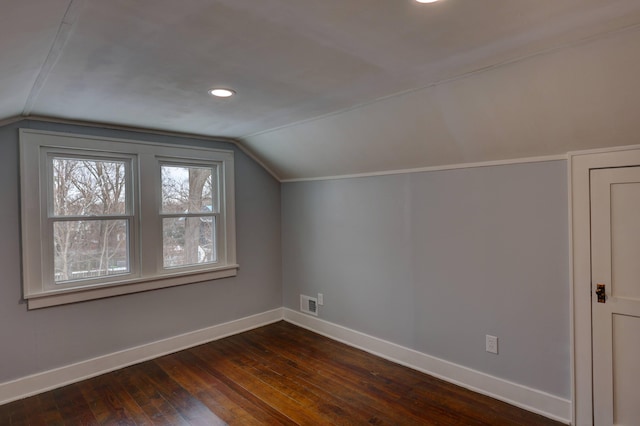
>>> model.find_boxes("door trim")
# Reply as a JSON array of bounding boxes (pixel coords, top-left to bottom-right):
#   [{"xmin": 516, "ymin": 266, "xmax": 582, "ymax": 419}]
[{"xmin": 569, "ymin": 144, "xmax": 640, "ymax": 425}]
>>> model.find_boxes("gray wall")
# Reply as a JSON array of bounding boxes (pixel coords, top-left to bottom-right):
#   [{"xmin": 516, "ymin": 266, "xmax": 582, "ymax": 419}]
[
  {"xmin": 1, "ymin": 119, "xmax": 570, "ymax": 400},
  {"xmin": 282, "ymin": 161, "xmax": 570, "ymax": 398},
  {"xmin": 0, "ymin": 120, "xmax": 281, "ymax": 383}
]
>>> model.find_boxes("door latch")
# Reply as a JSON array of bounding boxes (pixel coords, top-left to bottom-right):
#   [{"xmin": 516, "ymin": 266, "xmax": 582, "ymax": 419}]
[{"xmin": 595, "ymin": 284, "xmax": 606, "ymax": 303}]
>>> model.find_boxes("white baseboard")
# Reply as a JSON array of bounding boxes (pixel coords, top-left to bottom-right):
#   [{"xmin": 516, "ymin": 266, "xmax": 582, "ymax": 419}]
[
  {"xmin": 283, "ymin": 308, "xmax": 572, "ymax": 424},
  {"xmin": 0, "ymin": 307, "xmax": 572, "ymax": 424},
  {"xmin": 0, "ymin": 308, "xmax": 284, "ymax": 405}
]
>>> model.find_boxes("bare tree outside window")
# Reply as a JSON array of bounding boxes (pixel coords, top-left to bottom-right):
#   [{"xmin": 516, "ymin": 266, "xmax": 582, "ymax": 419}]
[
  {"xmin": 52, "ymin": 157, "xmax": 129, "ymax": 282},
  {"xmin": 21, "ymin": 130, "xmax": 237, "ymax": 308},
  {"xmin": 161, "ymin": 164, "xmax": 217, "ymax": 268}
]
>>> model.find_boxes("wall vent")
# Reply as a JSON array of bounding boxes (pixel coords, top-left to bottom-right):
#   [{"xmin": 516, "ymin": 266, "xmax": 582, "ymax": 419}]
[{"xmin": 300, "ymin": 294, "xmax": 318, "ymax": 316}]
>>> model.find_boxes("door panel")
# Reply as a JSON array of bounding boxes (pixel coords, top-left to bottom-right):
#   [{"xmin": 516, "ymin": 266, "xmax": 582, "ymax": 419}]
[
  {"xmin": 612, "ymin": 314, "xmax": 640, "ymax": 426},
  {"xmin": 591, "ymin": 167, "xmax": 640, "ymax": 425},
  {"xmin": 611, "ymin": 183, "xmax": 640, "ymax": 299}
]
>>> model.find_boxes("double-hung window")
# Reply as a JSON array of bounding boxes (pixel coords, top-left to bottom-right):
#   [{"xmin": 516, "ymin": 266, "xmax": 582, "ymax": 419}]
[
  {"xmin": 50, "ymin": 153, "xmax": 136, "ymax": 285},
  {"xmin": 20, "ymin": 130, "xmax": 237, "ymax": 309},
  {"xmin": 160, "ymin": 161, "xmax": 219, "ymax": 269}
]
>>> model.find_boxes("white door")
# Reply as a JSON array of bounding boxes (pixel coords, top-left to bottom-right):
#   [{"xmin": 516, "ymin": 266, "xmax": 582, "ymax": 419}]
[{"xmin": 591, "ymin": 167, "xmax": 640, "ymax": 425}]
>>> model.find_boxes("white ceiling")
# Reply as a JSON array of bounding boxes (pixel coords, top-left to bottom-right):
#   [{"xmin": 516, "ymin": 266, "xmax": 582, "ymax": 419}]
[{"xmin": 3, "ymin": 0, "xmax": 640, "ymax": 180}]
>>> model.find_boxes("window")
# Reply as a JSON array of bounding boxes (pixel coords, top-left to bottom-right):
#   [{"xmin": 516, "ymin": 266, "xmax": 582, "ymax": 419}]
[
  {"xmin": 160, "ymin": 162, "xmax": 218, "ymax": 269},
  {"xmin": 20, "ymin": 130, "xmax": 237, "ymax": 309},
  {"xmin": 51, "ymin": 155, "xmax": 134, "ymax": 285}
]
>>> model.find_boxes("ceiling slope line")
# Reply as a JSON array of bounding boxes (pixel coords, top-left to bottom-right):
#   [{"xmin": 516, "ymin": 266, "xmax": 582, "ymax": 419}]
[
  {"xmin": 22, "ymin": 0, "xmax": 87, "ymax": 117},
  {"xmin": 231, "ymin": 140, "xmax": 283, "ymax": 182},
  {"xmin": 241, "ymin": 20, "xmax": 640, "ymax": 141},
  {"xmin": 280, "ymin": 154, "xmax": 568, "ymax": 183},
  {"xmin": 14, "ymin": 115, "xmax": 283, "ymax": 182}
]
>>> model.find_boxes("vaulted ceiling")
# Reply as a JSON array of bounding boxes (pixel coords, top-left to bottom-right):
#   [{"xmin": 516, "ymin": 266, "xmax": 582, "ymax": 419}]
[{"xmin": 3, "ymin": 0, "xmax": 640, "ymax": 180}]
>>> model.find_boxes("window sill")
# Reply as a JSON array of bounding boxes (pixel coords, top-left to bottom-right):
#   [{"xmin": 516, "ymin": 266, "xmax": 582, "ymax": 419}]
[{"xmin": 25, "ymin": 265, "xmax": 239, "ymax": 309}]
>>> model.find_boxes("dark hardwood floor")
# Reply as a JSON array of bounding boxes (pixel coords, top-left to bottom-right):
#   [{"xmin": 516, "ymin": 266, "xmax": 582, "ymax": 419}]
[{"xmin": 0, "ymin": 321, "xmax": 563, "ymax": 425}]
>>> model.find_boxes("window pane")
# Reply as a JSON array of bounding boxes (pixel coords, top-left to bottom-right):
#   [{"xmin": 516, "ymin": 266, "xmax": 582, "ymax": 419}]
[
  {"xmin": 52, "ymin": 157, "xmax": 127, "ymax": 216},
  {"xmin": 163, "ymin": 217, "xmax": 216, "ymax": 268},
  {"xmin": 54, "ymin": 220, "xmax": 129, "ymax": 282},
  {"xmin": 161, "ymin": 165, "xmax": 217, "ymax": 214}
]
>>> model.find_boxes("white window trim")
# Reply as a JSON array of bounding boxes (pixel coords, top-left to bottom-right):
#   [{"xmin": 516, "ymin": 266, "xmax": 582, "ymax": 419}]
[
  {"xmin": 43, "ymin": 149, "xmax": 140, "ymax": 291},
  {"xmin": 20, "ymin": 129, "xmax": 238, "ymax": 309}
]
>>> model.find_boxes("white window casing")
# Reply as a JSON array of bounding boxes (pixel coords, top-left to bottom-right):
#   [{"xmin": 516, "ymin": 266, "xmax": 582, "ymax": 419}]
[{"xmin": 20, "ymin": 129, "xmax": 238, "ymax": 309}]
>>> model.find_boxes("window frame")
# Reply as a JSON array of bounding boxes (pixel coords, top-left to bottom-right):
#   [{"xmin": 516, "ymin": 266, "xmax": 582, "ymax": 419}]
[
  {"xmin": 45, "ymin": 150, "xmax": 138, "ymax": 289},
  {"xmin": 157, "ymin": 158, "xmax": 223, "ymax": 272},
  {"xmin": 20, "ymin": 129, "xmax": 237, "ymax": 309}
]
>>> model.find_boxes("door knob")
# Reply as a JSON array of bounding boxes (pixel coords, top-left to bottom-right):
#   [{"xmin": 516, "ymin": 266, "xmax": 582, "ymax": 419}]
[{"xmin": 595, "ymin": 284, "xmax": 606, "ymax": 303}]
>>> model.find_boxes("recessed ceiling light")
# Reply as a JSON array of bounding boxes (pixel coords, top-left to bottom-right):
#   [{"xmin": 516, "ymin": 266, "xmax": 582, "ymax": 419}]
[
  {"xmin": 208, "ymin": 88, "xmax": 236, "ymax": 98},
  {"xmin": 416, "ymin": 0, "xmax": 440, "ymax": 3}
]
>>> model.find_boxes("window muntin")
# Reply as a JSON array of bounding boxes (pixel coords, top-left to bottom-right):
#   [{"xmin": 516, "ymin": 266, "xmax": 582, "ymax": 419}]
[{"xmin": 20, "ymin": 129, "xmax": 237, "ymax": 309}]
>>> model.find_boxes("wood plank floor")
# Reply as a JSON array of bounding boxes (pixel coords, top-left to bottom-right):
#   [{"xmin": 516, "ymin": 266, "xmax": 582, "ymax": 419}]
[{"xmin": 0, "ymin": 321, "xmax": 563, "ymax": 425}]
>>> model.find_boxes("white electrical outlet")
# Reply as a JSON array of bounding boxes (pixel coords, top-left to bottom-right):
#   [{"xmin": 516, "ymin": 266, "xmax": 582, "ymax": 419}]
[
  {"xmin": 318, "ymin": 293, "xmax": 324, "ymax": 305},
  {"xmin": 486, "ymin": 335, "xmax": 498, "ymax": 354}
]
